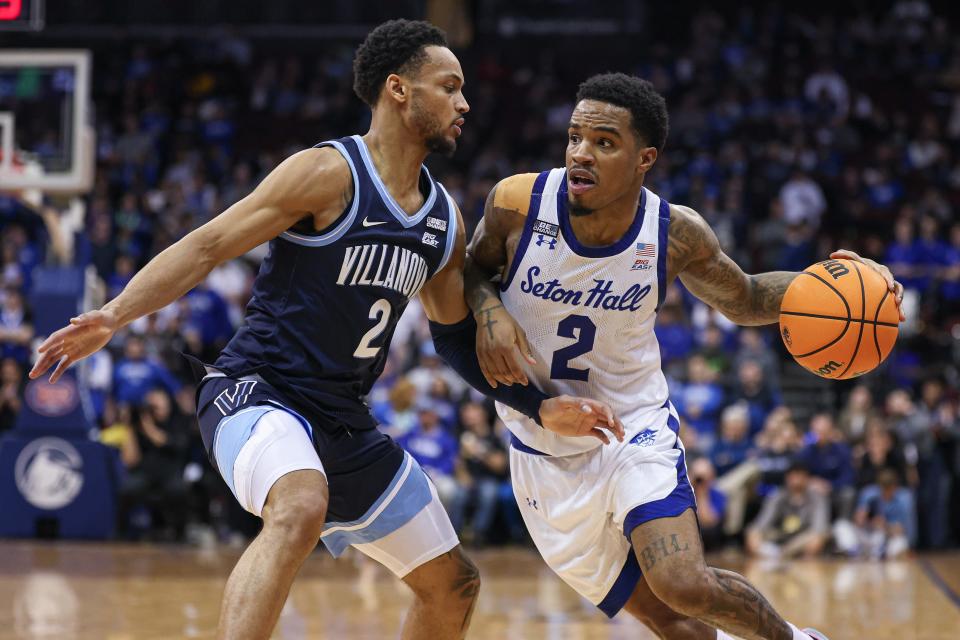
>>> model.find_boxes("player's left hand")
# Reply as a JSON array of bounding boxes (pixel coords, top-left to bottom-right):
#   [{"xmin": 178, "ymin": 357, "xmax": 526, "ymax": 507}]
[
  {"xmin": 830, "ymin": 249, "xmax": 906, "ymax": 322},
  {"xmin": 474, "ymin": 302, "xmax": 536, "ymax": 388},
  {"xmin": 539, "ymin": 396, "xmax": 625, "ymax": 445}
]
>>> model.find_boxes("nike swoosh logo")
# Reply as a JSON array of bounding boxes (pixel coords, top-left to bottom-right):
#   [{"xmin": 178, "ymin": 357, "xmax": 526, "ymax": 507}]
[{"xmin": 362, "ymin": 217, "xmax": 388, "ymax": 228}]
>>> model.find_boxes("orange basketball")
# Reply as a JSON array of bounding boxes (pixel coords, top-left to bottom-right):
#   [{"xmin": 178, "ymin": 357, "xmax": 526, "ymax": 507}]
[{"xmin": 779, "ymin": 259, "xmax": 899, "ymax": 379}]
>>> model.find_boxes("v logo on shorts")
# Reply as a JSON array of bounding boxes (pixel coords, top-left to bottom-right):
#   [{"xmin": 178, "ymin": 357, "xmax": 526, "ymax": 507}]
[{"xmin": 213, "ymin": 380, "xmax": 259, "ymax": 416}]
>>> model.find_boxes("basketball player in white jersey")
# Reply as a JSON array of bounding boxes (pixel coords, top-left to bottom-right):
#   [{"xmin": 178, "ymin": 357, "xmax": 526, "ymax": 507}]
[{"xmin": 461, "ymin": 73, "xmax": 903, "ymax": 640}]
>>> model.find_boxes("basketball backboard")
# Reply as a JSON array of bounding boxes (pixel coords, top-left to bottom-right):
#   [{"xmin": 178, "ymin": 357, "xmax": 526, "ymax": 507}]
[{"xmin": 0, "ymin": 49, "xmax": 94, "ymax": 194}]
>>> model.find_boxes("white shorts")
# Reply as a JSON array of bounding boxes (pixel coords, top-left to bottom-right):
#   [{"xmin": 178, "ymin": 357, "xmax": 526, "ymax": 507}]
[
  {"xmin": 509, "ymin": 402, "xmax": 696, "ymax": 617},
  {"xmin": 320, "ymin": 452, "xmax": 459, "ymax": 578},
  {"xmin": 212, "ymin": 406, "xmax": 457, "ymax": 578},
  {"xmin": 213, "ymin": 406, "xmax": 325, "ymax": 517}
]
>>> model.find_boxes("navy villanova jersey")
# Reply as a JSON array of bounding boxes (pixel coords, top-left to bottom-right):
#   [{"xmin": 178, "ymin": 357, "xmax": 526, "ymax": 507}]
[{"xmin": 216, "ymin": 135, "xmax": 457, "ymax": 432}]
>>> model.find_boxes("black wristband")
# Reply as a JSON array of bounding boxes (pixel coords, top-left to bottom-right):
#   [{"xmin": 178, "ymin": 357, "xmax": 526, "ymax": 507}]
[{"xmin": 429, "ymin": 314, "xmax": 547, "ymax": 425}]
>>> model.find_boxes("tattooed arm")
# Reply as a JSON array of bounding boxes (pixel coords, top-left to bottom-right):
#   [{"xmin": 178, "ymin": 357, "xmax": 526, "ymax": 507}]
[
  {"xmin": 668, "ymin": 205, "xmax": 904, "ymax": 325},
  {"xmin": 465, "ymin": 174, "xmax": 539, "ymax": 387}
]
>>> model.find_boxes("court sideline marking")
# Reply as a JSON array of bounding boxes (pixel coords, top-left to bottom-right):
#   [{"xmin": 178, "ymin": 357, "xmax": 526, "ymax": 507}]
[{"xmin": 919, "ymin": 559, "xmax": 960, "ymax": 610}]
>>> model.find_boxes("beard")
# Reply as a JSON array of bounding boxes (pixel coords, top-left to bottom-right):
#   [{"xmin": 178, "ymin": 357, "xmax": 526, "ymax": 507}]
[
  {"xmin": 411, "ymin": 97, "xmax": 456, "ymax": 157},
  {"xmin": 568, "ymin": 197, "xmax": 595, "ymax": 217}
]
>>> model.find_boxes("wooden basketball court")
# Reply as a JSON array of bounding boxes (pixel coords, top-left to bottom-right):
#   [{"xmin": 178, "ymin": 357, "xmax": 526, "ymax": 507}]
[{"xmin": 0, "ymin": 541, "xmax": 958, "ymax": 639}]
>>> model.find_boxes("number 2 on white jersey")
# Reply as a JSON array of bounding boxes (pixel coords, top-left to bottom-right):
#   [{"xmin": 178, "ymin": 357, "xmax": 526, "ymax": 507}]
[{"xmin": 550, "ymin": 314, "xmax": 596, "ymax": 381}]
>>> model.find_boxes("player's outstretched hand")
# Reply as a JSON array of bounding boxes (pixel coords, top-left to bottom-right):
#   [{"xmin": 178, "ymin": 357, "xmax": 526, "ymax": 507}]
[
  {"xmin": 830, "ymin": 249, "xmax": 906, "ymax": 322},
  {"xmin": 474, "ymin": 302, "xmax": 536, "ymax": 388},
  {"xmin": 29, "ymin": 309, "xmax": 120, "ymax": 383},
  {"xmin": 539, "ymin": 396, "xmax": 625, "ymax": 445}
]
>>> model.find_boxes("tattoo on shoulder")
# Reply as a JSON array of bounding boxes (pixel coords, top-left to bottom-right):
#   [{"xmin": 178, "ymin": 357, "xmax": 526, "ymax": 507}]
[{"xmin": 637, "ymin": 533, "xmax": 690, "ymax": 572}]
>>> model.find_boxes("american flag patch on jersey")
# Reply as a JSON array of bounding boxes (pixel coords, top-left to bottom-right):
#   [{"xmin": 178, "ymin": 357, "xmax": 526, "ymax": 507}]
[{"xmin": 636, "ymin": 242, "xmax": 656, "ymax": 257}]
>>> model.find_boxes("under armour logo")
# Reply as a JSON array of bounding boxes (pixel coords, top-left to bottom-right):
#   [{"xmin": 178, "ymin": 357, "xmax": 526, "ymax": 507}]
[
  {"xmin": 535, "ymin": 235, "xmax": 557, "ymax": 250},
  {"xmin": 526, "ymin": 497, "xmax": 538, "ymax": 510}
]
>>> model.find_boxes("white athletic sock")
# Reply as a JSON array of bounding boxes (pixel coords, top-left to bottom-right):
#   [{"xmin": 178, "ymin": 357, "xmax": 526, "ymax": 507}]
[{"xmin": 716, "ymin": 631, "xmax": 736, "ymax": 640}]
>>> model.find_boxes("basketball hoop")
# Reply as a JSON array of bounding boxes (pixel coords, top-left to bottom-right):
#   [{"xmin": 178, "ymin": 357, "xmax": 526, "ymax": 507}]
[{"xmin": 0, "ymin": 148, "xmax": 45, "ymax": 208}]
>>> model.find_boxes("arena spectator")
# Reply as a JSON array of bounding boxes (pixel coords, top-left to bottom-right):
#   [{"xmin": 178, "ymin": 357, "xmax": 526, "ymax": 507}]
[
  {"xmin": 712, "ymin": 403, "xmax": 752, "ymax": 477},
  {"xmin": 694, "ymin": 324, "xmax": 732, "ymax": 376},
  {"xmin": 798, "ymin": 413, "xmax": 856, "ymax": 518},
  {"xmin": 732, "ymin": 359, "xmax": 782, "ymax": 436},
  {"xmin": 855, "ymin": 421, "xmax": 913, "ymax": 489},
  {"xmin": 732, "ymin": 328, "xmax": 780, "ymax": 388},
  {"xmin": 834, "ymin": 467, "xmax": 916, "ymax": 559},
  {"xmin": 116, "ymin": 389, "xmax": 192, "ymax": 540},
  {"xmin": 654, "ymin": 297, "xmax": 696, "ymax": 379},
  {"xmin": 890, "ymin": 380, "xmax": 959, "ymax": 548},
  {"xmin": 0, "ymin": 357, "xmax": 24, "ymax": 433},
  {"xmin": 837, "ymin": 385, "xmax": 879, "ymax": 446},
  {"xmin": 674, "ymin": 354, "xmax": 726, "ymax": 452},
  {"xmin": 885, "ymin": 219, "xmax": 922, "ymax": 292},
  {"xmin": 746, "ymin": 461, "xmax": 830, "ymax": 560},
  {"xmin": 0, "ymin": 287, "xmax": 34, "ymax": 365},
  {"xmin": 113, "ymin": 335, "xmax": 182, "ymax": 408},
  {"xmin": 372, "ymin": 375, "xmax": 419, "ymax": 441},
  {"xmin": 779, "ymin": 169, "xmax": 827, "ymax": 229},
  {"xmin": 716, "ymin": 408, "xmax": 803, "ymax": 537},
  {"xmin": 450, "ymin": 402, "xmax": 508, "ymax": 546},
  {"xmin": 940, "ymin": 222, "xmax": 960, "ymax": 315},
  {"xmin": 399, "ymin": 400, "xmax": 460, "ymax": 511},
  {"xmin": 689, "ymin": 458, "xmax": 727, "ymax": 551}
]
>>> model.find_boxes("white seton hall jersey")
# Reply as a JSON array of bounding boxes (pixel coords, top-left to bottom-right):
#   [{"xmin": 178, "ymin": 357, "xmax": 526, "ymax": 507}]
[{"xmin": 497, "ymin": 168, "xmax": 672, "ymax": 457}]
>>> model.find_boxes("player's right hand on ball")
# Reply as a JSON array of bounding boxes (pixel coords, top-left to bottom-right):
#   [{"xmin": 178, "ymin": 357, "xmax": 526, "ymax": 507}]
[
  {"xmin": 539, "ymin": 396, "xmax": 625, "ymax": 444},
  {"xmin": 29, "ymin": 309, "xmax": 120, "ymax": 383}
]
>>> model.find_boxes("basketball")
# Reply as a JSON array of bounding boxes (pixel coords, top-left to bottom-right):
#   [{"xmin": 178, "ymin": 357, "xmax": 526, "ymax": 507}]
[{"xmin": 779, "ymin": 259, "xmax": 899, "ymax": 379}]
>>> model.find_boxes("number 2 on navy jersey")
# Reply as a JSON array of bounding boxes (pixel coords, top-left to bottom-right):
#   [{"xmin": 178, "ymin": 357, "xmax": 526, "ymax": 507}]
[
  {"xmin": 354, "ymin": 298, "xmax": 391, "ymax": 358},
  {"xmin": 549, "ymin": 314, "xmax": 596, "ymax": 381}
]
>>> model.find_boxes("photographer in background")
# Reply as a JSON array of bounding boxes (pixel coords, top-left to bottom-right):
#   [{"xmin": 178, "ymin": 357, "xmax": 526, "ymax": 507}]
[
  {"xmin": 746, "ymin": 461, "xmax": 830, "ymax": 559},
  {"xmin": 689, "ymin": 457, "xmax": 727, "ymax": 551}
]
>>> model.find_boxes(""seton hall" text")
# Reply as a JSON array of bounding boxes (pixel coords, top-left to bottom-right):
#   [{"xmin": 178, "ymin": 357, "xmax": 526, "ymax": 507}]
[{"xmin": 519, "ymin": 265, "xmax": 651, "ymax": 311}]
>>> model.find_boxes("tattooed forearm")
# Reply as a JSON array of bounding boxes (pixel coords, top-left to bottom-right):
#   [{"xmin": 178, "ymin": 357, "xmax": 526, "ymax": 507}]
[
  {"xmin": 477, "ymin": 304, "xmax": 504, "ymax": 340},
  {"xmin": 741, "ymin": 272, "xmax": 798, "ymax": 324},
  {"xmin": 637, "ymin": 534, "xmax": 690, "ymax": 572},
  {"xmin": 703, "ymin": 569, "xmax": 792, "ymax": 640},
  {"xmin": 669, "ymin": 205, "xmax": 798, "ymax": 326},
  {"xmin": 463, "ymin": 254, "xmax": 502, "ymax": 314}
]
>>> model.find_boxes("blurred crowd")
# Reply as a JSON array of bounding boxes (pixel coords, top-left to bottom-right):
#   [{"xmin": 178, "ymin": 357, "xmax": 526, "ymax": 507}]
[{"xmin": 2, "ymin": 1, "xmax": 959, "ymax": 553}]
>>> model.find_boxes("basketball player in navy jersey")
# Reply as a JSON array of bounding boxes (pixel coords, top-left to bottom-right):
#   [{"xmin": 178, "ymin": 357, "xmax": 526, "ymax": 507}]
[
  {"xmin": 459, "ymin": 73, "xmax": 904, "ymax": 640},
  {"xmin": 29, "ymin": 21, "xmax": 622, "ymax": 640}
]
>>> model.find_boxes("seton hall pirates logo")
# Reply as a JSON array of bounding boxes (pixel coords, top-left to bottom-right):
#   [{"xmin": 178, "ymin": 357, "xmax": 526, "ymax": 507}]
[
  {"xmin": 15, "ymin": 438, "xmax": 84, "ymax": 510},
  {"xmin": 629, "ymin": 429, "xmax": 658, "ymax": 447}
]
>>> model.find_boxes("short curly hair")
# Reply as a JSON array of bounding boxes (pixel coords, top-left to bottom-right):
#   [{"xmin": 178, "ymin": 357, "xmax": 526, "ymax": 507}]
[
  {"xmin": 353, "ymin": 19, "xmax": 449, "ymax": 107},
  {"xmin": 576, "ymin": 73, "xmax": 669, "ymax": 151}
]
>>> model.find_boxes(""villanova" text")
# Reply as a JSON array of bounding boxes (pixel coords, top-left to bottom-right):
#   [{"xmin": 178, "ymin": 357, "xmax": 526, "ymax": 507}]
[{"xmin": 337, "ymin": 244, "xmax": 429, "ymax": 298}]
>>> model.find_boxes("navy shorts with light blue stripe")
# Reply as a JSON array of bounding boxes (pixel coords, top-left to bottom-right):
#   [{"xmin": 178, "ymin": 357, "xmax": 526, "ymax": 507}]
[{"xmin": 195, "ymin": 374, "xmax": 406, "ymax": 524}]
